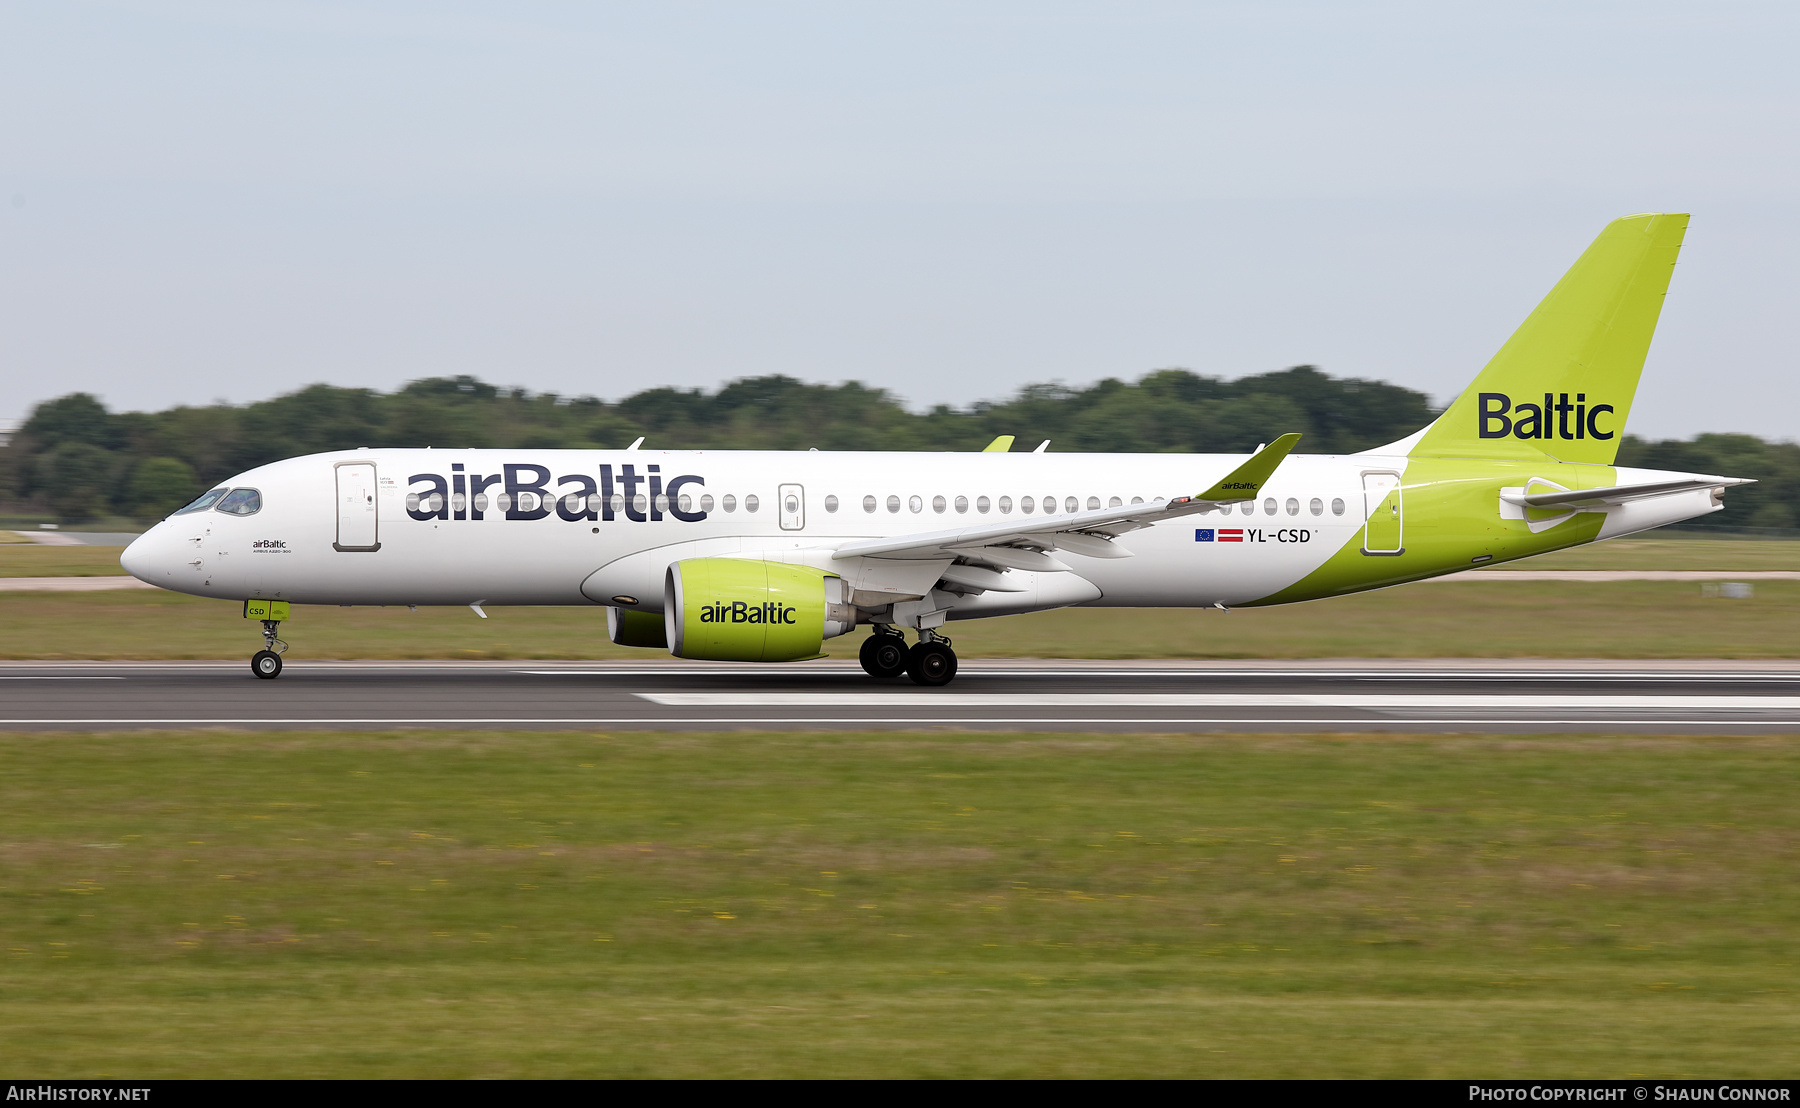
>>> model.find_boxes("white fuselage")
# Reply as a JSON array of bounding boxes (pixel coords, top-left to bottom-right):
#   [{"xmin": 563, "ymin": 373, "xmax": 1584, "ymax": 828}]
[
  {"xmin": 121, "ymin": 448, "xmax": 1381, "ymax": 614},
  {"xmin": 120, "ymin": 447, "xmax": 1722, "ymax": 623}
]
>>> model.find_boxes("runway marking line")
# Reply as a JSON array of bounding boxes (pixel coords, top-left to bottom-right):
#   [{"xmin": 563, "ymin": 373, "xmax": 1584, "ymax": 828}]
[
  {"xmin": 516, "ymin": 669, "xmax": 1800, "ymax": 683},
  {"xmin": 636, "ymin": 692, "xmax": 1800, "ymax": 711},
  {"xmin": 5, "ymin": 717, "xmax": 1800, "ymax": 728}
]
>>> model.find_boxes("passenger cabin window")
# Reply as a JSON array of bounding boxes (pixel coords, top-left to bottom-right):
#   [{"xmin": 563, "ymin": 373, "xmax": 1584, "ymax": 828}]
[
  {"xmin": 744, "ymin": 494, "xmax": 760, "ymax": 514},
  {"xmin": 1331, "ymin": 498, "xmax": 1346, "ymax": 516},
  {"xmin": 215, "ymin": 488, "xmax": 262, "ymax": 516},
  {"xmin": 824, "ymin": 495, "xmax": 840, "ymax": 513},
  {"xmin": 175, "ymin": 488, "xmax": 229, "ymax": 515},
  {"xmin": 863, "ymin": 495, "xmax": 878, "ymax": 513}
]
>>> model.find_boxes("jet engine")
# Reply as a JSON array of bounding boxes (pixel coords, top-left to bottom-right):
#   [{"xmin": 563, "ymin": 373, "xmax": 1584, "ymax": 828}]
[
  {"xmin": 664, "ymin": 559, "xmax": 858, "ymax": 662},
  {"xmin": 607, "ymin": 606, "xmax": 668, "ymax": 649}
]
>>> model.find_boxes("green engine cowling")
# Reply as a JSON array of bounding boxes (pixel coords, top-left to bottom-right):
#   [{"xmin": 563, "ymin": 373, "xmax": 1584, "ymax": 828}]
[
  {"xmin": 664, "ymin": 559, "xmax": 858, "ymax": 662},
  {"xmin": 607, "ymin": 607, "xmax": 668, "ymax": 649}
]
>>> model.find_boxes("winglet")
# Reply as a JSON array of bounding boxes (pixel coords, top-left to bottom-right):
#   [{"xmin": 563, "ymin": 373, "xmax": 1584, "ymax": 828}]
[
  {"xmin": 1196, "ymin": 433, "xmax": 1302, "ymax": 501},
  {"xmin": 982, "ymin": 435, "xmax": 1015, "ymax": 453}
]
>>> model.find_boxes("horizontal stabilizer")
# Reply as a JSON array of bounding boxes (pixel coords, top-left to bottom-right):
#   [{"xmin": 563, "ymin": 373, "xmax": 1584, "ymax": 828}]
[{"xmin": 1502, "ymin": 475, "xmax": 1753, "ymax": 509}]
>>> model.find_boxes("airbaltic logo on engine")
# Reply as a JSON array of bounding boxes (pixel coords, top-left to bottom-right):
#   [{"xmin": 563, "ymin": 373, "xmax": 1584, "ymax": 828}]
[
  {"xmin": 700, "ymin": 601, "xmax": 798, "ymax": 625},
  {"xmin": 1478, "ymin": 393, "xmax": 1616, "ymax": 441},
  {"xmin": 404, "ymin": 463, "xmax": 706, "ymax": 524}
]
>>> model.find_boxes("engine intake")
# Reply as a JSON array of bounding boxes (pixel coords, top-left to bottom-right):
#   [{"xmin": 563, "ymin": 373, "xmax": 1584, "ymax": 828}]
[{"xmin": 664, "ymin": 559, "xmax": 857, "ymax": 662}]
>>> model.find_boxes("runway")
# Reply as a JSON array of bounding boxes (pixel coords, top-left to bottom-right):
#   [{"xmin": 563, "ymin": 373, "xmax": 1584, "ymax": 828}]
[{"xmin": 4, "ymin": 658, "xmax": 1800, "ymax": 732}]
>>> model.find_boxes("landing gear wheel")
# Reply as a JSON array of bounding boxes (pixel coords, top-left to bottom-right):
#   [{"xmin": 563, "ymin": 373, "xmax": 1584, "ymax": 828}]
[
  {"xmin": 860, "ymin": 631, "xmax": 909, "ymax": 679},
  {"xmin": 906, "ymin": 640, "xmax": 957, "ymax": 687},
  {"xmin": 251, "ymin": 650, "xmax": 283, "ymax": 680}
]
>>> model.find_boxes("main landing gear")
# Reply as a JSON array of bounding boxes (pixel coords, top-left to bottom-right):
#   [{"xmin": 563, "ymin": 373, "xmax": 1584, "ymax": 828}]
[
  {"xmin": 860, "ymin": 626, "xmax": 958, "ymax": 687},
  {"xmin": 251, "ymin": 619, "xmax": 287, "ymax": 680}
]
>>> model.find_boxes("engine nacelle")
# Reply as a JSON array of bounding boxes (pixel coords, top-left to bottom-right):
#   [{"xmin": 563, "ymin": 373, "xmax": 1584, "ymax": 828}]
[
  {"xmin": 664, "ymin": 559, "xmax": 857, "ymax": 662},
  {"xmin": 607, "ymin": 606, "xmax": 668, "ymax": 649}
]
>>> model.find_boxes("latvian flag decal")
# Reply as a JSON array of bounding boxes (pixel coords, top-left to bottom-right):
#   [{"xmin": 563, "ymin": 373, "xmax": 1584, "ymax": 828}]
[{"xmin": 1196, "ymin": 528, "xmax": 1244, "ymax": 542}]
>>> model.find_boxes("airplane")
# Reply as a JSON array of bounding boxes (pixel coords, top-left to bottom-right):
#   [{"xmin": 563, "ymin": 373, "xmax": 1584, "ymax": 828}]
[{"xmin": 121, "ymin": 212, "xmax": 1751, "ymax": 685}]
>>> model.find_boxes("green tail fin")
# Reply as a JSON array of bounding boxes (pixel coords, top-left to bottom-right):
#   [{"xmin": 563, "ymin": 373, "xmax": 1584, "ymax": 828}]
[{"xmin": 1411, "ymin": 212, "xmax": 1688, "ymax": 465}]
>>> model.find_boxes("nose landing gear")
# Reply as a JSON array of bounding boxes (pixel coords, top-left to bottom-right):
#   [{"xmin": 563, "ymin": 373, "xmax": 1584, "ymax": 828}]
[
  {"xmin": 243, "ymin": 599, "xmax": 291, "ymax": 679},
  {"xmin": 251, "ymin": 620, "xmax": 288, "ymax": 679}
]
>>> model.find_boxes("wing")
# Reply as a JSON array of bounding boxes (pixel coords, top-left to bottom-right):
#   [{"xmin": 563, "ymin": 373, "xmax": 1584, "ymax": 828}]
[
  {"xmin": 1502, "ymin": 475, "xmax": 1754, "ymax": 509},
  {"xmin": 832, "ymin": 433, "xmax": 1303, "ymax": 566}
]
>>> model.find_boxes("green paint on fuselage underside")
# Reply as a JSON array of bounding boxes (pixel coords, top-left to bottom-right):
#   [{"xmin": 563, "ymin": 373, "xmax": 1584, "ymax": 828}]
[{"xmin": 1247, "ymin": 457, "xmax": 1613, "ymax": 606}]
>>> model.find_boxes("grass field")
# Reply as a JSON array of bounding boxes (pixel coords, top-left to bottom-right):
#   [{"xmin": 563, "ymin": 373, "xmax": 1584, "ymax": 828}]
[
  {"xmin": 1496, "ymin": 537, "xmax": 1800, "ymax": 571},
  {"xmin": 2, "ymin": 580, "xmax": 1796, "ymax": 660},
  {"xmin": 0, "ymin": 545, "xmax": 131, "ymax": 575},
  {"xmin": 2, "ymin": 728, "xmax": 1796, "ymax": 1077}
]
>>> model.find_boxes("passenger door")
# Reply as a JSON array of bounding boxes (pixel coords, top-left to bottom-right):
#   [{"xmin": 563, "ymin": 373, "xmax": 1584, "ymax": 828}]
[
  {"xmin": 1361, "ymin": 471, "xmax": 1403, "ymax": 556},
  {"xmin": 334, "ymin": 462, "xmax": 381, "ymax": 552}
]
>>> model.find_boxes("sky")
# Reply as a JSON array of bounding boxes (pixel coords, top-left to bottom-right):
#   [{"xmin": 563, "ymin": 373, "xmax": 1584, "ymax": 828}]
[{"xmin": 1, "ymin": 1, "xmax": 1796, "ymax": 440}]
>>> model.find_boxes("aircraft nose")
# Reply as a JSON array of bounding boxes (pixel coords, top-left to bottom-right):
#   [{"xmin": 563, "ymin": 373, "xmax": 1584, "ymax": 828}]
[{"xmin": 120, "ymin": 526, "xmax": 173, "ymax": 584}]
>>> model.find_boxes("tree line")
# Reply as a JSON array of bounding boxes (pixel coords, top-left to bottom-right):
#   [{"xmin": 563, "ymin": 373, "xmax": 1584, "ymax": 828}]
[{"xmin": 2, "ymin": 366, "xmax": 1794, "ymax": 532}]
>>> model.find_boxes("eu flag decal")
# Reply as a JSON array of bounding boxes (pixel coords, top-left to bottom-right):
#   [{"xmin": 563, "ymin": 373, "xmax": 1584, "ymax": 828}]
[{"xmin": 1195, "ymin": 529, "xmax": 1215, "ymax": 542}]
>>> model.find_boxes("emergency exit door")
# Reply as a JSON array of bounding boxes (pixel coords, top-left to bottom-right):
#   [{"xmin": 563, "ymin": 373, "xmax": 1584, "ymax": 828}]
[
  {"xmin": 1361, "ymin": 471, "xmax": 1403, "ymax": 556},
  {"xmin": 778, "ymin": 484, "xmax": 805, "ymax": 530},
  {"xmin": 334, "ymin": 462, "xmax": 381, "ymax": 552}
]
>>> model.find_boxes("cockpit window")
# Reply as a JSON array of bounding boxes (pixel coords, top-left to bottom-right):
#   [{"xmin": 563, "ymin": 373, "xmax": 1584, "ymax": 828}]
[
  {"xmin": 215, "ymin": 488, "xmax": 263, "ymax": 516},
  {"xmin": 173, "ymin": 488, "xmax": 230, "ymax": 515}
]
